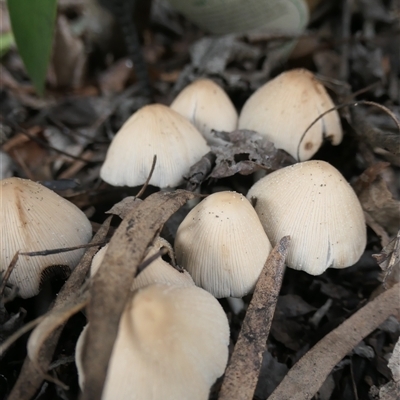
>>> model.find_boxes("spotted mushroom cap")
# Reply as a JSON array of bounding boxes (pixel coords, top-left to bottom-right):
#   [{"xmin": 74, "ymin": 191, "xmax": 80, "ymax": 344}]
[
  {"xmin": 76, "ymin": 283, "xmax": 230, "ymax": 400},
  {"xmin": 170, "ymin": 79, "xmax": 238, "ymax": 144},
  {"xmin": 247, "ymin": 160, "xmax": 366, "ymax": 275},
  {"xmin": 174, "ymin": 191, "xmax": 272, "ymax": 298},
  {"xmin": 100, "ymin": 104, "xmax": 210, "ymax": 188},
  {"xmin": 0, "ymin": 177, "xmax": 92, "ymax": 298},
  {"xmin": 238, "ymin": 69, "xmax": 343, "ymax": 161},
  {"xmin": 91, "ymin": 238, "xmax": 194, "ymax": 291}
]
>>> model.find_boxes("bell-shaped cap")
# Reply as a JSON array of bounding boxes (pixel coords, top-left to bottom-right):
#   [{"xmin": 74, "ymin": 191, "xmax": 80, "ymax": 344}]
[
  {"xmin": 0, "ymin": 177, "xmax": 92, "ymax": 298},
  {"xmin": 100, "ymin": 104, "xmax": 210, "ymax": 188},
  {"xmin": 76, "ymin": 283, "xmax": 230, "ymax": 400},
  {"xmin": 238, "ymin": 69, "xmax": 342, "ymax": 161},
  {"xmin": 174, "ymin": 191, "xmax": 272, "ymax": 298},
  {"xmin": 170, "ymin": 79, "xmax": 238, "ymax": 144},
  {"xmin": 247, "ymin": 160, "xmax": 366, "ymax": 275}
]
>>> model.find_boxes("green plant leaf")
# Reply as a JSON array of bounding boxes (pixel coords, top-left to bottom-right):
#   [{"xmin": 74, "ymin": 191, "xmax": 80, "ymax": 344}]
[
  {"xmin": 7, "ymin": 0, "xmax": 57, "ymax": 96},
  {"xmin": 0, "ymin": 31, "xmax": 15, "ymax": 58}
]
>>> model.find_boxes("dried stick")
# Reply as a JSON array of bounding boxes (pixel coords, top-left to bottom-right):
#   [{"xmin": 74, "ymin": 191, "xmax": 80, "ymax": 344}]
[
  {"xmin": 218, "ymin": 236, "xmax": 290, "ymax": 400},
  {"xmin": 267, "ymin": 282, "xmax": 400, "ymax": 400}
]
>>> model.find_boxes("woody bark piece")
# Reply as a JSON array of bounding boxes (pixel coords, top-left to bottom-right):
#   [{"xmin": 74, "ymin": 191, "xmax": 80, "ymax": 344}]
[{"xmin": 218, "ymin": 236, "xmax": 290, "ymax": 400}]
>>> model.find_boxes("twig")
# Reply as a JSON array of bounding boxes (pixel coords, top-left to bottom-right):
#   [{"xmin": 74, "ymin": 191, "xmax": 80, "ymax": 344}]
[
  {"xmin": 267, "ymin": 282, "xmax": 400, "ymax": 400},
  {"xmin": 0, "ymin": 252, "xmax": 19, "ymax": 297},
  {"xmin": 135, "ymin": 155, "xmax": 157, "ymax": 199},
  {"xmin": 19, "ymin": 242, "xmax": 108, "ymax": 257},
  {"xmin": 218, "ymin": 236, "xmax": 290, "ymax": 400}
]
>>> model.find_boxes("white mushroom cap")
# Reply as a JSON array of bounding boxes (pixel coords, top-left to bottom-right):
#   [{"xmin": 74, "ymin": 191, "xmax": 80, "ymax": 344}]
[
  {"xmin": 247, "ymin": 160, "xmax": 366, "ymax": 275},
  {"xmin": 0, "ymin": 177, "xmax": 92, "ymax": 298},
  {"xmin": 76, "ymin": 283, "xmax": 230, "ymax": 400},
  {"xmin": 91, "ymin": 238, "xmax": 194, "ymax": 291},
  {"xmin": 174, "ymin": 191, "xmax": 272, "ymax": 298},
  {"xmin": 100, "ymin": 104, "xmax": 210, "ymax": 188},
  {"xmin": 170, "ymin": 79, "xmax": 238, "ymax": 144},
  {"xmin": 238, "ymin": 69, "xmax": 343, "ymax": 161}
]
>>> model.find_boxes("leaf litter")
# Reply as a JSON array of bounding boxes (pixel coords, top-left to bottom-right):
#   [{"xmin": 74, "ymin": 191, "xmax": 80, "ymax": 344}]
[{"xmin": 1, "ymin": 0, "xmax": 400, "ymax": 399}]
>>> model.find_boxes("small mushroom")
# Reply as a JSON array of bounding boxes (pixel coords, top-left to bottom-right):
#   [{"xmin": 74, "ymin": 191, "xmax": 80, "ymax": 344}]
[
  {"xmin": 100, "ymin": 104, "xmax": 210, "ymax": 188},
  {"xmin": 238, "ymin": 69, "xmax": 342, "ymax": 161},
  {"xmin": 76, "ymin": 283, "xmax": 230, "ymax": 400},
  {"xmin": 0, "ymin": 177, "xmax": 92, "ymax": 298},
  {"xmin": 91, "ymin": 237, "xmax": 194, "ymax": 291},
  {"xmin": 174, "ymin": 191, "xmax": 272, "ymax": 298},
  {"xmin": 170, "ymin": 79, "xmax": 238, "ymax": 144},
  {"xmin": 247, "ymin": 160, "xmax": 366, "ymax": 275}
]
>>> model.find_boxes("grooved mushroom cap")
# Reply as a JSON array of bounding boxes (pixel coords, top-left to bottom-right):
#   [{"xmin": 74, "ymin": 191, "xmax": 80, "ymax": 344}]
[
  {"xmin": 76, "ymin": 283, "xmax": 230, "ymax": 400},
  {"xmin": 0, "ymin": 177, "xmax": 92, "ymax": 298},
  {"xmin": 91, "ymin": 238, "xmax": 194, "ymax": 291},
  {"xmin": 100, "ymin": 104, "xmax": 210, "ymax": 188},
  {"xmin": 247, "ymin": 160, "xmax": 366, "ymax": 275},
  {"xmin": 174, "ymin": 191, "xmax": 272, "ymax": 298},
  {"xmin": 170, "ymin": 79, "xmax": 238, "ymax": 144},
  {"xmin": 238, "ymin": 69, "xmax": 343, "ymax": 161}
]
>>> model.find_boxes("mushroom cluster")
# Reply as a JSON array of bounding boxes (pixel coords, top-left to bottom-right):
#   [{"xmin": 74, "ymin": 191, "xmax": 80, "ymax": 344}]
[
  {"xmin": 0, "ymin": 177, "xmax": 92, "ymax": 298},
  {"xmin": 247, "ymin": 160, "xmax": 366, "ymax": 275}
]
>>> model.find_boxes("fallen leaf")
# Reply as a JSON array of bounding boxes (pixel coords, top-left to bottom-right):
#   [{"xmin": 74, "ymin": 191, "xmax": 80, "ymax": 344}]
[{"xmin": 210, "ymin": 129, "xmax": 295, "ymax": 179}]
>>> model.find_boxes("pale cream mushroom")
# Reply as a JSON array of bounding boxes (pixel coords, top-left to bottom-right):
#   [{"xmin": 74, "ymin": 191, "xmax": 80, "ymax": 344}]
[
  {"xmin": 91, "ymin": 237, "xmax": 194, "ymax": 291},
  {"xmin": 100, "ymin": 104, "xmax": 210, "ymax": 188},
  {"xmin": 76, "ymin": 283, "xmax": 230, "ymax": 400},
  {"xmin": 238, "ymin": 69, "xmax": 343, "ymax": 161},
  {"xmin": 0, "ymin": 177, "xmax": 92, "ymax": 298},
  {"xmin": 247, "ymin": 160, "xmax": 366, "ymax": 275},
  {"xmin": 174, "ymin": 191, "xmax": 272, "ymax": 298},
  {"xmin": 170, "ymin": 79, "xmax": 238, "ymax": 144}
]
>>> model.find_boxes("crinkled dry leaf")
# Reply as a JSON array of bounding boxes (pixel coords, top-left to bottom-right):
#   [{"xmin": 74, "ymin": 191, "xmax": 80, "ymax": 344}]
[
  {"xmin": 359, "ymin": 177, "xmax": 400, "ymax": 236},
  {"xmin": 353, "ymin": 162, "xmax": 390, "ymax": 194},
  {"xmin": 184, "ymin": 152, "xmax": 216, "ymax": 191},
  {"xmin": 388, "ymin": 337, "xmax": 400, "ymax": 382},
  {"xmin": 373, "ymin": 231, "xmax": 400, "ymax": 287},
  {"xmin": 106, "ymin": 196, "xmax": 142, "ymax": 219},
  {"xmin": 49, "ymin": 15, "xmax": 87, "ymax": 88},
  {"xmin": 210, "ymin": 129, "xmax": 295, "ymax": 179}
]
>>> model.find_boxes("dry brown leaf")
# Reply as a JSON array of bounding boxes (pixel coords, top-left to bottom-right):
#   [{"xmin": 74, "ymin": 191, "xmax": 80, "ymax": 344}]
[
  {"xmin": 359, "ymin": 177, "xmax": 400, "ymax": 236},
  {"xmin": 267, "ymin": 282, "xmax": 400, "ymax": 400},
  {"xmin": 7, "ymin": 218, "xmax": 111, "ymax": 400},
  {"xmin": 49, "ymin": 15, "xmax": 87, "ymax": 88},
  {"xmin": 106, "ymin": 196, "xmax": 142, "ymax": 219},
  {"xmin": 210, "ymin": 130, "xmax": 295, "ymax": 179},
  {"xmin": 218, "ymin": 236, "xmax": 290, "ymax": 400},
  {"xmin": 80, "ymin": 190, "xmax": 195, "ymax": 400},
  {"xmin": 373, "ymin": 231, "xmax": 400, "ymax": 288}
]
